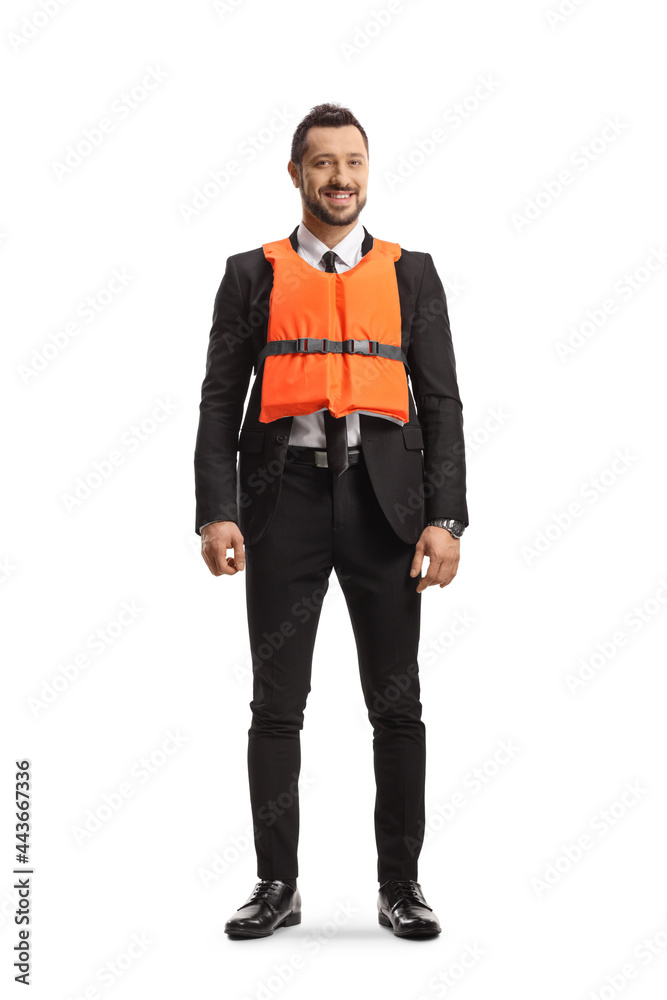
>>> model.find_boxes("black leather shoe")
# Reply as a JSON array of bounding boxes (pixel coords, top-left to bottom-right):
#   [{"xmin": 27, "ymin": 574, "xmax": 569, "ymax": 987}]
[
  {"xmin": 225, "ymin": 880, "xmax": 301, "ymax": 938},
  {"xmin": 378, "ymin": 879, "xmax": 441, "ymax": 937}
]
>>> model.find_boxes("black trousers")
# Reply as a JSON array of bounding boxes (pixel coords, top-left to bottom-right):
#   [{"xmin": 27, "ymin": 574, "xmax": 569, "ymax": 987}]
[{"xmin": 244, "ymin": 446, "xmax": 426, "ymax": 884}]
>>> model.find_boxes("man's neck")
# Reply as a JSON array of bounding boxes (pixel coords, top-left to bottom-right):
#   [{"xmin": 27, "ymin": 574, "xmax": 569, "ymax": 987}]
[{"xmin": 300, "ymin": 212, "xmax": 362, "ymax": 250}]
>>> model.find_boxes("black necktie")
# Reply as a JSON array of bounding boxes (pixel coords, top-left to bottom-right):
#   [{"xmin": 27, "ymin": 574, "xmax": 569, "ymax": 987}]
[{"xmin": 320, "ymin": 251, "xmax": 349, "ymax": 476}]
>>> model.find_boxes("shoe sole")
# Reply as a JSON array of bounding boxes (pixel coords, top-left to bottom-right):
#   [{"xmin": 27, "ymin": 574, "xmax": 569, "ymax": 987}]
[
  {"xmin": 225, "ymin": 910, "xmax": 301, "ymax": 938},
  {"xmin": 378, "ymin": 910, "xmax": 441, "ymax": 937}
]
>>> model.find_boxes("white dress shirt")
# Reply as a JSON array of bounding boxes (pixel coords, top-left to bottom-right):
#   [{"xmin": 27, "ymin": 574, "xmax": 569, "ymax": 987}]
[{"xmin": 288, "ymin": 219, "xmax": 404, "ymax": 447}]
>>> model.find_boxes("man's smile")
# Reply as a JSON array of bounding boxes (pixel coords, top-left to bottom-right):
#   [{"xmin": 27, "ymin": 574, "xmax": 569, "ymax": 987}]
[{"xmin": 322, "ymin": 190, "xmax": 355, "ymax": 204}]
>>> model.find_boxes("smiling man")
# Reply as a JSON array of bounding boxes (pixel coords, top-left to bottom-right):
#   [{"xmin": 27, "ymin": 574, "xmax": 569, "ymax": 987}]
[{"xmin": 194, "ymin": 103, "xmax": 468, "ymax": 940}]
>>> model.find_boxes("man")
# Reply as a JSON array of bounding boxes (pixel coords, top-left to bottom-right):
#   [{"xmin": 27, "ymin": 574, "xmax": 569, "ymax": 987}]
[{"xmin": 194, "ymin": 103, "xmax": 468, "ymax": 939}]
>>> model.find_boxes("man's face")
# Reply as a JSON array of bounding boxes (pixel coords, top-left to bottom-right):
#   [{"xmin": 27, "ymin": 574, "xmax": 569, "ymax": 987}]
[{"xmin": 290, "ymin": 125, "xmax": 368, "ymax": 227}]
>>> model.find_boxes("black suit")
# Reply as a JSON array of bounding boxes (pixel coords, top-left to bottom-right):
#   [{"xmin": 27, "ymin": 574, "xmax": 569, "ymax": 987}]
[{"xmin": 194, "ymin": 225, "xmax": 468, "ymax": 883}]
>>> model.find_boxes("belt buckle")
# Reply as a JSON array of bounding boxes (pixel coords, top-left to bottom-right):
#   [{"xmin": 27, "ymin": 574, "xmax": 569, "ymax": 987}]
[{"xmin": 314, "ymin": 449, "xmax": 328, "ymax": 467}]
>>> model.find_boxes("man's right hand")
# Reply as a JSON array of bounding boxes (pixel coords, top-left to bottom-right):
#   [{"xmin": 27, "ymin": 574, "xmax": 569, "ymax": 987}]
[{"xmin": 200, "ymin": 521, "xmax": 246, "ymax": 577}]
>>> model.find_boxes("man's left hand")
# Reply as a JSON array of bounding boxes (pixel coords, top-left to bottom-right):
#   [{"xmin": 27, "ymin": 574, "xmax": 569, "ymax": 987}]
[{"xmin": 410, "ymin": 526, "xmax": 460, "ymax": 592}]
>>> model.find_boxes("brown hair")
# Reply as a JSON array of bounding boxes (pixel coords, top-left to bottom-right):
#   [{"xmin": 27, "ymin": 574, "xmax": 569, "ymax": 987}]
[{"xmin": 290, "ymin": 103, "xmax": 369, "ymax": 172}]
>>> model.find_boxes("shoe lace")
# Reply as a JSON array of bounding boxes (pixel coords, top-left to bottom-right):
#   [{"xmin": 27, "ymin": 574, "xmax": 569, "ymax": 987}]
[
  {"xmin": 248, "ymin": 880, "xmax": 282, "ymax": 902},
  {"xmin": 385, "ymin": 879, "xmax": 426, "ymax": 904}
]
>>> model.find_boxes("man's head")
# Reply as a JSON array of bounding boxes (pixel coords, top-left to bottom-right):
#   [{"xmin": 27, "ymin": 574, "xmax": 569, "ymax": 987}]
[{"xmin": 288, "ymin": 103, "xmax": 369, "ymax": 228}]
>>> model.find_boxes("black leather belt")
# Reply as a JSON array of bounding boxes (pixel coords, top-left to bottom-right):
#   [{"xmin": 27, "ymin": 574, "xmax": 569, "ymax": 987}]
[{"xmin": 286, "ymin": 445, "xmax": 364, "ymax": 468}]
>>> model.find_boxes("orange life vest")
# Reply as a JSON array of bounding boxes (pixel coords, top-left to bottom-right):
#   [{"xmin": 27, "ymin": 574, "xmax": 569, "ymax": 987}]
[{"xmin": 256, "ymin": 236, "xmax": 410, "ymax": 424}]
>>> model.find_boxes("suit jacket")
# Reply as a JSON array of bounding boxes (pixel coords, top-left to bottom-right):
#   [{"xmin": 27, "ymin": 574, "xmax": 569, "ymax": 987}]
[{"xmin": 194, "ymin": 225, "xmax": 468, "ymax": 547}]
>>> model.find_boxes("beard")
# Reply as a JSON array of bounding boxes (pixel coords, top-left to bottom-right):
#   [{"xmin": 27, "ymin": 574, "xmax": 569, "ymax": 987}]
[{"xmin": 301, "ymin": 184, "xmax": 368, "ymax": 227}]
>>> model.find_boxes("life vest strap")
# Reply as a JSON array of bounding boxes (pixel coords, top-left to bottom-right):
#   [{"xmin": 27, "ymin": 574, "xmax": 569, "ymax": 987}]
[{"xmin": 254, "ymin": 337, "xmax": 411, "ymax": 376}]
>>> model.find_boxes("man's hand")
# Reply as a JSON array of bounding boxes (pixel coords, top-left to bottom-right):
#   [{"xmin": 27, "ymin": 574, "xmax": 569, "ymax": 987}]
[
  {"xmin": 410, "ymin": 526, "xmax": 460, "ymax": 593},
  {"xmin": 201, "ymin": 521, "xmax": 246, "ymax": 577}
]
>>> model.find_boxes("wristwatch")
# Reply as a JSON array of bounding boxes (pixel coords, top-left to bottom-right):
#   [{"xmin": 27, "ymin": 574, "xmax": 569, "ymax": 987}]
[{"xmin": 426, "ymin": 518, "xmax": 466, "ymax": 538}]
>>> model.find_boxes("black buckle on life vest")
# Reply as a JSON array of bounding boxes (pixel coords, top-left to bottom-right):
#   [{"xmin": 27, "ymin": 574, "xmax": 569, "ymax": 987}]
[
  {"xmin": 341, "ymin": 339, "xmax": 378, "ymax": 356},
  {"xmin": 299, "ymin": 338, "xmax": 330, "ymax": 354}
]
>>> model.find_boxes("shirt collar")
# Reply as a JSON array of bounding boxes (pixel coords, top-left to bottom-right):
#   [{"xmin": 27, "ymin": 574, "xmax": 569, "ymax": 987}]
[{"xmin": 296, "ymin": 218, "xmax": 365, "ymax": 269}]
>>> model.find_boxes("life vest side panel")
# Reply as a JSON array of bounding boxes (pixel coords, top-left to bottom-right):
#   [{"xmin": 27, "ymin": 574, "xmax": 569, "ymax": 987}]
[{"xmin": 259, "ymin": 237, "xmax": 409, "ymax": 423}]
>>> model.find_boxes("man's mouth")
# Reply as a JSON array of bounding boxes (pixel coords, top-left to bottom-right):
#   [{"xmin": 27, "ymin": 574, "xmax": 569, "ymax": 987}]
[{"xmin": 323, "ymin": 190, "xmax": 355, "ymax": 204}]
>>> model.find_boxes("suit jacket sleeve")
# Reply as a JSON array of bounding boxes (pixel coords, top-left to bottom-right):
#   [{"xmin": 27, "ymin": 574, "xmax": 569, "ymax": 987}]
[
  {"xmin": 194, "ymin": 255, "xmax": 255, "ymax": 535},
  {"xmin": 406, "ymin": 252, "xmax": 468, "ymax": 526}
]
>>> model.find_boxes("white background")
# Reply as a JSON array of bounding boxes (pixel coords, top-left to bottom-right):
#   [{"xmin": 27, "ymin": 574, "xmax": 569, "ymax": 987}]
[{"xmin": 2, "ymin": 0, "xmax": 666, "ymax": 997}]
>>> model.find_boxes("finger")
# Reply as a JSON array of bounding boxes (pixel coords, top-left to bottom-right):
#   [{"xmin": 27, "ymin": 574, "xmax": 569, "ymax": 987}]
[
  {"xmin": 203, "ymin": 541, "xmax": 227, "ymax": 576},
  {"xmin": 410, "ymin": 545, "xmax": 424, "ymax": 577},
  {"xmin": 218, "ymin": 547, "xmax": 237, "ymax": 574},
  {"xmin": 201, "ymin": 542, "xmax": 214, "ymax": 574},
  {"xmin": 438, "ymin": 563, "xmax": 459, "ymax": 587},
  {"xmin": 208, "ymin": 545, "xmax": 224, "ymax": 576},
  {"xmin": 416, "ymin": 562, "xmax": 441, "ymax": 592},
  {"xmin": 203, "ymin": 549, "xmax": 220, "ymax": 576},
  {"xmin": 234, "ymin": 539, "xmax": 245, "ymax": 572}
]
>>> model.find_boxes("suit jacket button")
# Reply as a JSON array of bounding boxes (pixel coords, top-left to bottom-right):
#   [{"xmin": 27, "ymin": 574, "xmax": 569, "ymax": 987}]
[{"xmin": 276, "ymin": 434, "xmax": 287, "ymax": 443}]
